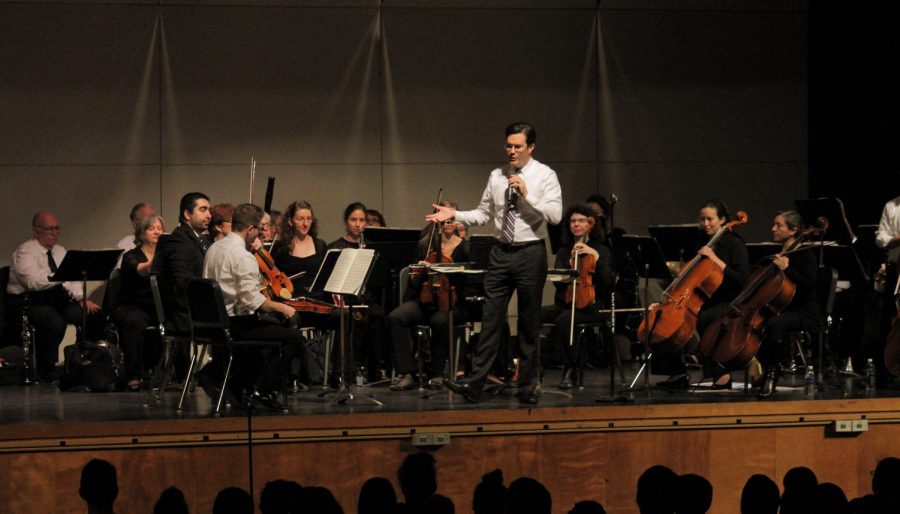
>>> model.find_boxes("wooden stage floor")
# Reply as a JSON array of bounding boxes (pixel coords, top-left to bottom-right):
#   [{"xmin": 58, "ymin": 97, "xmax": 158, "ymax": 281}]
[{"xmin": 1, "ymin": 365, "xmax": 899, "ymax": 514}]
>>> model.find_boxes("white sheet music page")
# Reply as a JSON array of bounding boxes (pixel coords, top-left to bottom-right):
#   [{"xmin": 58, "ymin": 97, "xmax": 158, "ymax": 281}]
[{"xmin": 324, "ymin": 248, "xmax": 376, "ymax": 295}]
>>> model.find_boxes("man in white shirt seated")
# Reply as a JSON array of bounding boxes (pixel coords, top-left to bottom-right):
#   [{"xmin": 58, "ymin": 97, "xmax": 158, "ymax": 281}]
[
  {"xmin": 203, "ymin": 203, "xmax": 302, "ymax": 407},
  {"xmin": 7, "ymin": 211, "xmax": 104, "ymax": 382}
]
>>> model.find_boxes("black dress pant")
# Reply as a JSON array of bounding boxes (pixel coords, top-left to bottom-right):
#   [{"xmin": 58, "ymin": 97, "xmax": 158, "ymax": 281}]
[
  {"xmin": 12, "ymin": 287, "xmax": 104, "ymax": 379},
  {"xmin": 226, "ymin": 315, "xmax": 305, "ymax": 394},
  {"xmin": 388, "ymin": 300, "xmax": 464, "ymax": 378},
  {"xmin": 756, "ymin": 309, "xmax": 817, "ymax": 372},
  {"xmin": 468, "ymin": 242, "xmax": 547, "ymax": 393},
  {"xmin": 111, "ymin": 304, "xmax": 158, "ymax": 380}
]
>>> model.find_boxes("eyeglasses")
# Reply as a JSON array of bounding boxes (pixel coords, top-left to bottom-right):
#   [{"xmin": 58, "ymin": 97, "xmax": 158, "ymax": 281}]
[
  {"xmin": 293, "ymin": 216, "xmax": 314, "ymax": 223},
  {"xmin": 441, "ymin": 219, "xmax": 456, "ymax": 225},
  {"xmin": 35, "ymin": 225, "xmax": 61, "ymax": 232}
]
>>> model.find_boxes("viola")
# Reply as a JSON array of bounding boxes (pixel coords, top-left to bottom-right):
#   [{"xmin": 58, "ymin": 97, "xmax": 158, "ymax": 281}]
[
  {"xmin": 284, "ymin": 297, "xmax": 334, "ymax": 315},
  {"xmin": 565, "ymin": 236, "xmax": 597, "ymax": 309},
  {"xmin": 254, "ymin": 247, "xmax": 294, "ymax": 301},
  {"xmin": 418, "ymin": 251, "xmax": 456, "ymax": 312},
  {"xmin": 699, "ymin": 218, "xmax": 828, "ymax": 371},
  {"xmin": 637, "ymin": 211, "xmax": 749, "ymax": 353}
]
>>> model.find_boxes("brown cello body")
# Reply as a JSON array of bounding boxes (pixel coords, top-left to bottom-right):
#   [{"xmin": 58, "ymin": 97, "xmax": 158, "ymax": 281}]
[
  {"xmin": 565, "ymin": 249, "xmax": 597, "ymax": 309},
  {"xmin": 418, "ymin": 251, "xmax": 456, "ymax": 312},
  {"xmin": 699, "ymin": 266, "xmax": 796, "ymax": 371},
  {"xmin": 637, "ymin": 211, "xmax": 748, "ymax": 353},
  {"xmin": 638, "ymin": 258, "xmax": 724, "ymax": 353}
]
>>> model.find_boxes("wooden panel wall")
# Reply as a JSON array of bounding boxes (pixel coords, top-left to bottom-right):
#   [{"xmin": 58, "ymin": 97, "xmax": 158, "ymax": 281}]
[{"xmin": 2, "ymin": 422, "xmax": 896, "ymax": 514}]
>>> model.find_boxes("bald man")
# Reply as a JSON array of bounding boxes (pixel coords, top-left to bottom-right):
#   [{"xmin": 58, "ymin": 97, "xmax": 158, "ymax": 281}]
[{"xmin": 7, "ymin": 211, "xmax": 104, "ymax": 382}]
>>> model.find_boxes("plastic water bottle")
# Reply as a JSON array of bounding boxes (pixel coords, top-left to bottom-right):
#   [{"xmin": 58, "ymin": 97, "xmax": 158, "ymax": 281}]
[
  {"xmin": 864, "ymin": 358, "xmax": 877, "ymax": 392},
  {"xmin": 804, "ymin": 365, "xmax": 816, "ymax": 398}
]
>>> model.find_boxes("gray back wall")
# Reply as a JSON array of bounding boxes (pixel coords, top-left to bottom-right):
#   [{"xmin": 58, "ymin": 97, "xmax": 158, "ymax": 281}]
[{"xmin": 0, "ymin": 0, "xmax": 807, "ymax": 263}]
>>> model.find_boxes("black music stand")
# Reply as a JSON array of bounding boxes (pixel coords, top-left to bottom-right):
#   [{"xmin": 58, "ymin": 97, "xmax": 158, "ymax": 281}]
[
  {"xmin": 364, "ymin": 227, "xmax": 421, "ymax": 311},
  {"xmin": 612, "ymin": 235, "xmax": 670, "ymax": 395},
  {"xmin": 51, "ymin": 249, "xmax": 123, "ymax": 345},
  {"xmin": 648, "ymin": 224, "xmax": 707, "ymax": 265},
  {"xmin": 320, "ymin": 248, "xmax": 381, "ymax": 406},
  {"xmin": 745, "ymin": 243, "xmax": 782, "ymax": 266},
  {"xmin": 796, "ymin": 198, "xmax": 870, "ymax": 389}
]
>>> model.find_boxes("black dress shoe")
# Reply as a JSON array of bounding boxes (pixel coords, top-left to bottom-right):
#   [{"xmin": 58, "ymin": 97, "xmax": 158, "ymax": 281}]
[
  {"xmin": 757, "ymin": 370, "xmax": 779, "ymax": 399},
  {"xmin": 445, "ymin": 379, "xmax": 482, "ymax": 403},
  {"xmin": 252, "ymin": 390, "xmax": 288, "ymax": 411},
  {"xmin": 558, "ymin": 368, "xmax": 574, "ymax": 389},
  {"xmin": 657, "ymin": 374, "xmax": 690, "ymax": 391}
]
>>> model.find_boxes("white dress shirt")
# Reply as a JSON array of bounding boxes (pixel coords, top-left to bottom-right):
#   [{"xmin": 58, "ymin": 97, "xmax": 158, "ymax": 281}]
[
  {"xmin": 203, "ymin": 232, "xmax": 266, "ymax": 316},
  {"xmin": 454, "ymin": 157, "xmax": 563, "ymax": 242},
  {"xmin": 115, "ymin": 234, "xmax": 137, "ymax": 268},
  {"xmin": 876, "ymin": 196, "xmax": 900, "ymax": 258},
  {"xmin": 7, "ymin": 238, "xmax": 83, "ymax": 300}
]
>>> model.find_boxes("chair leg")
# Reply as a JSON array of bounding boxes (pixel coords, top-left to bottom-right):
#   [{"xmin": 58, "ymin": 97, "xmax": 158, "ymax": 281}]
[
  {"xmin": 322, "ymin": 331, "xmax": 333, "ymax": 389},
  {"xmin": 215, "ymin": 350, "xmax": 234, "ymax": 416},
  {"xmin": 177, "ymin": 343, "xmax": 201, "ymax": 411}
]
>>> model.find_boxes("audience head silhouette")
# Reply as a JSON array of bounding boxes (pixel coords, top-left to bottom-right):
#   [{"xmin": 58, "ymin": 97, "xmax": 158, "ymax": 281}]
[
  {"xmin": 79, "ymin": 459, "xmax": 118, "ymax": 514},
  {"xmin": 154, "ymin": 486, "xmax": 188, "ymax": 514},
  {"xmin": 568, "ymin": 500, "xmax": 606, "ymax": 514},
  {"xmin": 507, "ymin": 477, "xmax": 551, "ymax": 514},
  {"xmin": 811, "ymin": 483, "xmax": 849, "ymax": 514},
  {"xmin": 421, "ymin": 493, "xmax": 454, "ymax": 514},
  {"xmin": 780, "ymin": 467, "xmax": 818, "ymax": 514},
  {"xmin": 213, "ymin": 487, "xmax": 253, "ymax": 514},
  {"xmin": 293, "ymin": 486, "xmax": 344, "ymax": 514},
  {"xmin": 740, "ymin": 474, "xmax": 779, "ymax": 514},
  {"xmin": 472, "ymin": 469, "xmax": 506, "ymax": 514},
  {"xmin": 636, "ymin": 465, "xmax": 677, "ymax": 514},
  {"xmin": 872, "ymin": 456, "xmax": 900, "ymax": 501},
  {"xmin": 260, "ymin": 480, "xmax": 303, "ymax": 514},
  {"xmin": 397, "ymin": 452, "xmax": 438, "ymax": 509},
  {"xmin": 358, "ymin": 477, "xmax": 397, "ymax": 514},
  {"xmin": 673, "ymin": 474, "xmax": 712, "ymax": 514}
]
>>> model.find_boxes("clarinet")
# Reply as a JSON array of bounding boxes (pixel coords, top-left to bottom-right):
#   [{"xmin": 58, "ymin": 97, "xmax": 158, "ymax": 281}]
[{"xmin": 21, "ymin": 304, "xmax": 35, "ymax": 384}]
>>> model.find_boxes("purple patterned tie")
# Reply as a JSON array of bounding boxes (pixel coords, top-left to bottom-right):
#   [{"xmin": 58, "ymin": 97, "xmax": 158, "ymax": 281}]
[{"xmin": 502, "ymin": 168, "xmax": 520, "ymax": 242}]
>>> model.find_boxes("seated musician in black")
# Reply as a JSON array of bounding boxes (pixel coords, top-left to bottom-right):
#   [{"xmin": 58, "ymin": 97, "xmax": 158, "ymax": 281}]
[
  {"xmin": 271, "ymin": 200, "xmax": 328, "ymax": 300},
  {"xmin": 541, "ymin": 203, "xmax": 613, "ymax": 389},
  {"xmin": 203, "ymin": 203, "xmax": 302, "ymax": 406},
  {"xmin": 389, "ymin": 202, "xmax": 469, "ymax": 390},
  {"xmin": 657, "ymin": 200, "xmax": 749, "ymax": 390},
  {"xmin": 328, "ymin": 202, "xmax": 387, "ymax": 382},
  {"xmin": 111, "ymin": 214, "xmax": 165, "ymax": 390},
  {"xmin": 757, "ymin": 210, "xmax": 818, "ymax": 398}
]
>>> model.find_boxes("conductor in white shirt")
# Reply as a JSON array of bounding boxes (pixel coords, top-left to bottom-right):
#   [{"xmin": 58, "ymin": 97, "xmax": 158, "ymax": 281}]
[{"xmin": 427, "ymin": 122, "xmax": 563, "ymax": 404}]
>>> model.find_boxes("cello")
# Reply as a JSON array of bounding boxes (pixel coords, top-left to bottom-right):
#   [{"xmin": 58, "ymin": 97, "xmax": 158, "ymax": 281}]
[
  {"xmin": 699, "ymin": 218, "xmax": 828, "ymax": 371},
  {"xmin": 564, "ymin": 229, "xmax": 598, "ymax": 348},
  {"xmin": 637, "ymin": 211, "xmax": 748, "ymax": 353}
]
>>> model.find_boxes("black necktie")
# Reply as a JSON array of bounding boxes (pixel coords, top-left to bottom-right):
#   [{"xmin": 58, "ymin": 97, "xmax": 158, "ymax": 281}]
[{"xmin": 47, "ymin": 249, "xmax": 58, "ymax": 273}]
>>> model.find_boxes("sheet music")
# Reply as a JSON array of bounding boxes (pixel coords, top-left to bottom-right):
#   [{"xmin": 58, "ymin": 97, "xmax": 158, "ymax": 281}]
[{"xmin": 324, "ymin": 248, "xmax": 376, "ymax": 295}]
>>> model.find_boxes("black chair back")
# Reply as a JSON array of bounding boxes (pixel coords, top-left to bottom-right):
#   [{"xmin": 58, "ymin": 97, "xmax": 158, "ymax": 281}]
[
  {"xmin": 103, "ymin": 268, "xmax": 123, "ymax": 314},
  {"xmin": 186, "ymin": 279, "xmax": 232, "ymax": 343}
]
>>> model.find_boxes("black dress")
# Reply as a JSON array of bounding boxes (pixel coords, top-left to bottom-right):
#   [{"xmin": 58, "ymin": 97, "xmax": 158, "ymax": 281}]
[{"xmin": 112, "ymin": 247, "xmax": 158, "ymax": 380}]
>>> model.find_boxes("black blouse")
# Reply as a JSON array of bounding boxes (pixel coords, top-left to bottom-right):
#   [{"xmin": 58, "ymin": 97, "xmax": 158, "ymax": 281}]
[
  {"xmin": 117, "ymin": 247, "xmax": 153, "ymax": 311},
  {"xmin": 271, "ymin": 238, "xmax": 328, "ymax": 295}
]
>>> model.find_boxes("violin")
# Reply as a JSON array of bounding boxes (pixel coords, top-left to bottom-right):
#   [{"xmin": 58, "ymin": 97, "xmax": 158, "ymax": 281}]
[
  {"xmin": 254, "ymin": 247, "xmax": 294, "ymax": 301},
  {"xmin": 699, "ymin": 218, "xmax": 828, "ymax": 371},
  {"xmin": 637, "ymin": 211, "xmax": 749, "ymax": 353},
  {"xmin": 565, "ymin": 234, "xmax": 597, "ymax": 309}
]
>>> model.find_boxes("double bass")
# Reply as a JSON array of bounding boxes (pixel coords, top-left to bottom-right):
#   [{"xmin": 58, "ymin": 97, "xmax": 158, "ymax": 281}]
[
  {"xmin": 699, "ymin": 219, "xmax": 828, "ymax": 371},
  {"xmin": 637, "ymin": 211, "xmax": 748, "ymax": 353}
]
